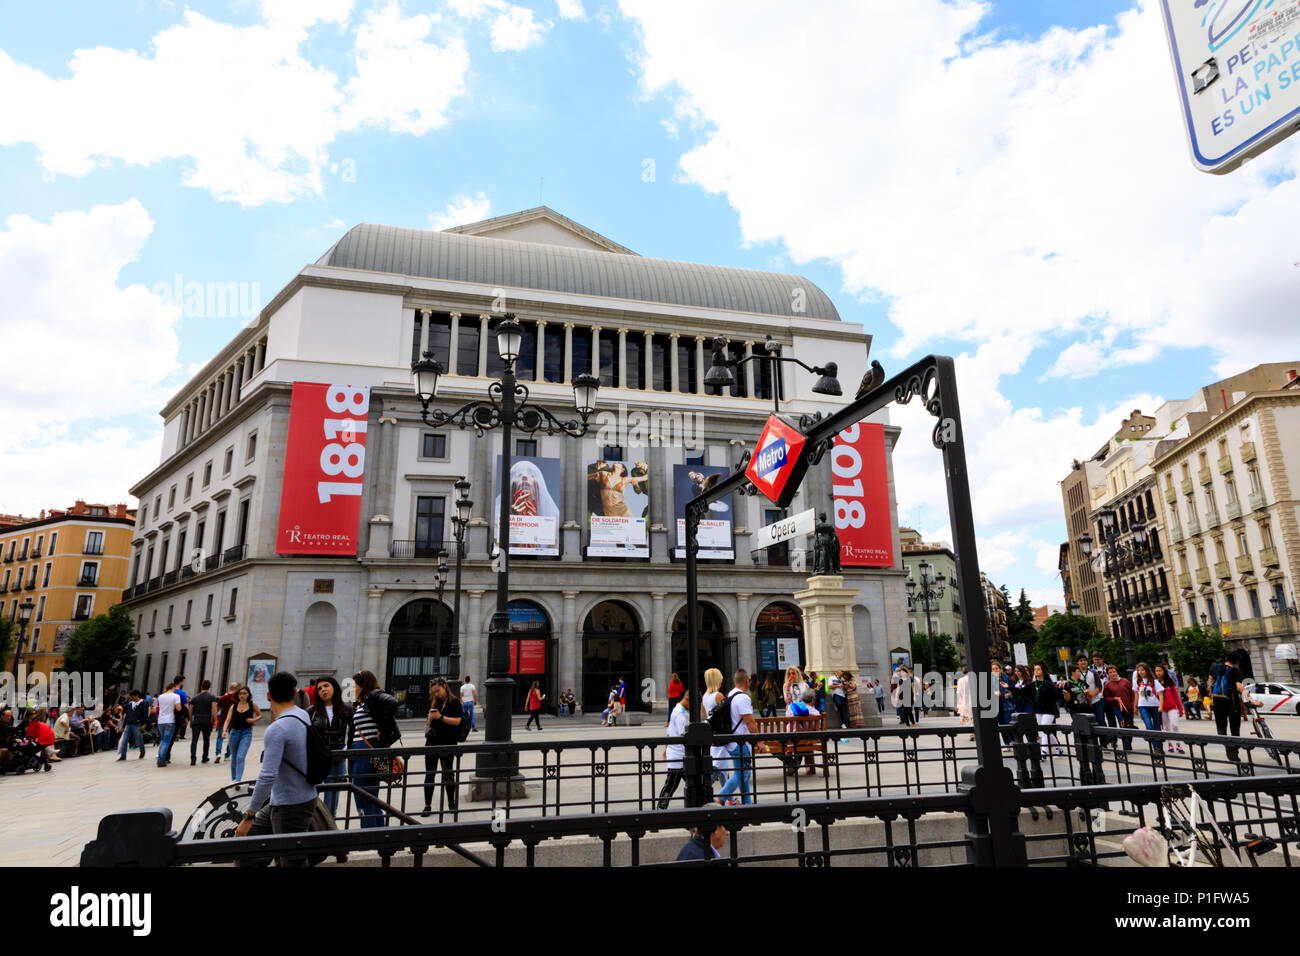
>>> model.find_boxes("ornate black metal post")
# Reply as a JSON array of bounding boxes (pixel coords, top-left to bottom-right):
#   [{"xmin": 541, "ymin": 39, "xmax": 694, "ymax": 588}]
[{"xmin": 481, "ymin": 362, "xmax": 518, "ymax": 780}]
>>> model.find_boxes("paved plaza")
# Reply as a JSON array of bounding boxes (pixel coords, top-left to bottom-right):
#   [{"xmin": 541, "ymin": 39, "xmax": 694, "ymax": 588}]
[{"xmin": 4, "ymin": 712, "xmax": 1297, "ymax": 868}]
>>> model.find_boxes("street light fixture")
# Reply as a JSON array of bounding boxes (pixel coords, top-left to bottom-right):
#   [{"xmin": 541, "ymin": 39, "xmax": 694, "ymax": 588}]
[
  {"xmin": 1078, "ymin": 506, "xmax": 1148, "ymax": 671},
  {"xmin": 702, "ymin": 334, "xmax": 842, "ymax": 413},
  {"xmin": 908, "ymin": 560, "xmax": 945, "ymax": 673},
  {"xmin": 411, "ymin": 313, "xmax": 599, "ymax": 785},
  {"xmin": 11, "ymin": 597, "xmax": 35, "ymax": 695},
  {"xmin": 448, "ymin": 478, "xmax": 473, "ymax": 706}
]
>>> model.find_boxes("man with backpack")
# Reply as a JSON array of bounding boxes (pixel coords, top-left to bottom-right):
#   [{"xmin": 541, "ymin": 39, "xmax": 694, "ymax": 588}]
[
  {"xmin": 712, "ymin": 669, "xmax": 757, "ymax": 805},
  {"xmin": 1210, "ymin": 650, "xmax": 1247, "ymax": 762},
  {"xmin": 234, "ymin": 671, "xmax": 321, "ymax": 866}
]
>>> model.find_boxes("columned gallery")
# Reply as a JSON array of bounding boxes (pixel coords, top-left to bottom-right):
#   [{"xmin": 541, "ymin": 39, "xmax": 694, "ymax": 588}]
[{"xmin": 122, "ymin": 207, "xmax": 909, "ymax": 715}]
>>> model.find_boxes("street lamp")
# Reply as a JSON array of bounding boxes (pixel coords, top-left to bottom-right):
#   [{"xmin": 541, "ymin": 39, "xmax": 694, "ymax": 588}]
[
  {"xmin": 431, "ymin": 550, "xmax": 449, "ymax": 705},
  {"xmin": 11, "ymin": 597, "xmax": 34, "ymax": 698},
  {"xmin": 906, "ymin": 560, "xmax": 945, "ymax": 673},
  {"xmin": 1067, "ymin": 598, "xmax": 1082, "ymax": 654},
  {"xmin": 1078, "ymin": 508, "xmax": 1146, "ymax": 671},
  {"xmin": 449, "ymin": 478, "xmax": 473, "ymax": 700},
  {"xmin": 411, "ymin": 314, "xmax": 599, "ymax": 784},
  {"xmin": 702, "ymin": 334, "xmax": 841, "ymax": 413},
  {"xmin": 1269, "ymin": 592, "xmax": 1299, "ymax": 621}
]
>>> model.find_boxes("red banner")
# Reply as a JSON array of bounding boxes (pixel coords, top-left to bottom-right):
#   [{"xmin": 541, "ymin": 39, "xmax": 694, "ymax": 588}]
[
  {"xmin": 275, "ymin": 382, "xmax": 371, "ymax": 555},
  {"xmin": 832, "ymin": 421, "xmax": 894, "ymax": 567}
]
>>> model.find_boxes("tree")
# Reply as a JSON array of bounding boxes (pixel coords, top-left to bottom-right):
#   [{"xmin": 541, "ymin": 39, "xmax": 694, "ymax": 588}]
[
  {"xmin": 911, "ymin": 631, "xmax": 961, "ymax": 675},
  {"xmin": 1007, "ymin": 589, "xmax": 1036, "ymax": 641},
  {"xmin": 1168, "ymin": 625, "xmax": 1229, "ymax": 688},
  {"xmin": 61, "ymin": 605, "xmax": 138, "ymax": 685},
  {"xmin": 1028, "ymin": 611, "xmax": 1104, "ymax": 670},
  {"xmin": 0, "ymin": 617, "xmax": 12, "ymax": 672}
]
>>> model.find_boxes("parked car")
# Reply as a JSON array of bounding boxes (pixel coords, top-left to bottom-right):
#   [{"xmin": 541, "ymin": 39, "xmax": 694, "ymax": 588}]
[{"xmin": 1244, "ymin": 680, "xmax": 1300, "ymax": 715}]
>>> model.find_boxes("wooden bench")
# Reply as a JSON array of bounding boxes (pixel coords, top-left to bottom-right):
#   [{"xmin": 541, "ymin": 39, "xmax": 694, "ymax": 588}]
[{"xmin": 754, "ymin": 714, "xmax": 827, "ymax": 776}]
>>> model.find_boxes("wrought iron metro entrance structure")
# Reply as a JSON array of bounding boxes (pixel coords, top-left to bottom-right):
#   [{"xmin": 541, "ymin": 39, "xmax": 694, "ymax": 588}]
[{"xmin": 681, "ymin": 354, "xmax": 1026, "ymax": 865}]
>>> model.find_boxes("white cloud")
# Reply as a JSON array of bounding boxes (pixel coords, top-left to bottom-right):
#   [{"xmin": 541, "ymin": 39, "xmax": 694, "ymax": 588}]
[
  {"xmin": 343, "ymin": 3, "xmax": 469, "ymax": 135},
  {"xmin": 490, "ymin": 5, "xmax": 547, "ymax": 50},
  {"xmin": 429, "ymin": 192, "xmax": 493, "ymax": 229},
  {"xmin": 557, "ymin": 0, "xmax": 586, "ymax": 20},
  {"xmin": 0, "ymin": 2, "xmax": 477, "ymax": 205},
  {"xmin": 621, "ymin": 0, "xmax": 1300, "ymax": 595},
  {"xmin": 0, "ymin": 201, "xmax": 179, "ymax": 513}
]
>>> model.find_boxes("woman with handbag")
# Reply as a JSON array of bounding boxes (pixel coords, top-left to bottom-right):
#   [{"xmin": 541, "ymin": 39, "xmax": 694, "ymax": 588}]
[{"xmin": 349, "ymin": 670, "xmax": 401, "ymax": 829}]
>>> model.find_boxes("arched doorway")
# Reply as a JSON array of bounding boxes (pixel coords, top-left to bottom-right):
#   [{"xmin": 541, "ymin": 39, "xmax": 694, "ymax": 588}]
[
  {"xmin": 756, "ymin": 601, "xmax": 804, "ymax": 673},
  {"xmin": 671, "ymin": 603, "xmax": 731, "ymax": 691},
  {"xmin": 505, "ymin": 600, "xmax": 552, "ymax": 714},
  {"xmin": 582, "ymin": 600, "xmax": 646, "ymax": 713},
  {"xmin": 300, "ymin": 601, "xmax": 337, "ymax": 676},
  {"xmin": 387, "ymin": 598, "xmax": 456, "ymax": 719}
]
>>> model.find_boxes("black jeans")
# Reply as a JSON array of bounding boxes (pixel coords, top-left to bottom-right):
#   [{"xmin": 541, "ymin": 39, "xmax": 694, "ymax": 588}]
[
  {"xmin": 422, "ymin": 751, "xmax": 459, "ymax": 814},
  {"xmin": 525, "ymin": 710, "xmax": 542, "ymax": 730},
  {"xmin": 190, "ymin": 724, "xmax": 212, "ymax": 762},
  {"xmin": 1214, "ymin": 703, "xmax": 1242, "ymax": 760},
  {"xmin": 657, "ymin": 770, "xmax": 685, "ymax": 809},
  {"xmin": 236, "ymin": 798, "xmax": 317, "ymax": 867}
]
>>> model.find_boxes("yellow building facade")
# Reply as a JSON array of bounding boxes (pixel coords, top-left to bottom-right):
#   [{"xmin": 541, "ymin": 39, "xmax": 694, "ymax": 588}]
[{"xmin": 0, "ymin": 502, "xmax": 136, "ymax": 678}]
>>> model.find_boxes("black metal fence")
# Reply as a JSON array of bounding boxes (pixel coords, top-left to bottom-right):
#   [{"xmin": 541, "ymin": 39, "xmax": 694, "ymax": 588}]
[{"xmin": 81, "ymin": 714, "xmax": 1300, "ymax": 867}]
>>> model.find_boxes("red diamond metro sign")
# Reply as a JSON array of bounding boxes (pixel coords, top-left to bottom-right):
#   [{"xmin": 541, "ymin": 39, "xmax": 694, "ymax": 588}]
[{"xmin": 745, "ymin": 414, "xmax": 810, "ymax": 509}]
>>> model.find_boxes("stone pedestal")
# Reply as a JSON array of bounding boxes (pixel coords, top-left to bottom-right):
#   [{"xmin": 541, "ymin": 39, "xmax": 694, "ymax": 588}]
[{"xmin": 793, "ymin": 575, "xmax": 881, "ymax": 727}]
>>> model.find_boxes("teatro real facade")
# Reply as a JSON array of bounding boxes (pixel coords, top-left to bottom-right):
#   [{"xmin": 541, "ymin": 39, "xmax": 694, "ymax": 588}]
[{"xmin": 120, "ymin": 207, "xmax": 909, "ymax": 716}]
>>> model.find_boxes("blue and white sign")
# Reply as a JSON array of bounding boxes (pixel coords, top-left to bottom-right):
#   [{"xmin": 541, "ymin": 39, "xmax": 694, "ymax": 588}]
[{"xmin": 1161, "ymin": 0, "xmax": 1300, "ymax": 173}]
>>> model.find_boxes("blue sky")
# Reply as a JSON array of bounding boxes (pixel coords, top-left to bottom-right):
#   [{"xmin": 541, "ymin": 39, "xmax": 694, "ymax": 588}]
[{"xmin": 2, "ymin": 0, "xmax": 1297, "ymax": 608}]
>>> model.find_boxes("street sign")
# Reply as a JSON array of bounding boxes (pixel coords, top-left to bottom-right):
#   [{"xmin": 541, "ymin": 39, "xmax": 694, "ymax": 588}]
[
  {"xmin": 745, "ymin": 414, "xmax": 809, "ymax": 508},
  {"xmin": 753, "ymin": 507, "xmax": 815, "ymax": 551},
  {"xmin": 1160, "ymin": 0, "xmax": 1300, "ymax": 173},
  {"xmin": 1013, "ymin": 642, "xmax": 1028, "ymax": 666}
]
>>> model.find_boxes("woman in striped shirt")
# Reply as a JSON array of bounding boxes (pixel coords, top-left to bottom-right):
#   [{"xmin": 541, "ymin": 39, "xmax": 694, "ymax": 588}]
[{"xmin": 349, "ymin": 670, "xmax": 400, "ymax": 828}]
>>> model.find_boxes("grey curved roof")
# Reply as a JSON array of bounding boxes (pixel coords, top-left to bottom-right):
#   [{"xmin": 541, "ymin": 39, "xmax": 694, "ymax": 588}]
[{"xmin": 315, "ymin": 223, "xmax": 840, "ymax": 321}]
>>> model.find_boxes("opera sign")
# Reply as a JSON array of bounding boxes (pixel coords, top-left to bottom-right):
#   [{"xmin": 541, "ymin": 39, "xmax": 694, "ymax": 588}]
[{"xmin": 744, "ymin": 414, "xmax": 809, "ymax": 509}]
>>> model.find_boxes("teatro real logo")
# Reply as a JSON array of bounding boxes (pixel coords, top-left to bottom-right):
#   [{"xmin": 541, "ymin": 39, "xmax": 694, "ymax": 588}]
[{"xmin": 49, "ymin": 886, "xmax": 152, "ymax": 936}]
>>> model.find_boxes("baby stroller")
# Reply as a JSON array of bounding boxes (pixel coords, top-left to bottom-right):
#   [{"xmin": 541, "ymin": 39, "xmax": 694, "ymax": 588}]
[{"xmin": 8, "ymin": 734, "xmax": 52, "ymax": 774}]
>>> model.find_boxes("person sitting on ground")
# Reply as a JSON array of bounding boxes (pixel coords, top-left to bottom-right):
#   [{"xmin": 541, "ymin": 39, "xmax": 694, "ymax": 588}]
[{"xmin": 0, "ymin": 706, "xmax": 17, "ymax": 772}]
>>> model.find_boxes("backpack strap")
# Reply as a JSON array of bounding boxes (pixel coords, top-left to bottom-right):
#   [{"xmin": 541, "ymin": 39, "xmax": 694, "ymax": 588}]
[{"xmin": 281, "ymin": 713, "xmax": 313, "ymax": 782}]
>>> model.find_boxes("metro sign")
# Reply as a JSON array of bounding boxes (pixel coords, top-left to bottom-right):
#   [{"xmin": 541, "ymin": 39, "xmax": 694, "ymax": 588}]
[{"xmin": 745, "ymin": 414, "xmax": 809, "ymax": 508}]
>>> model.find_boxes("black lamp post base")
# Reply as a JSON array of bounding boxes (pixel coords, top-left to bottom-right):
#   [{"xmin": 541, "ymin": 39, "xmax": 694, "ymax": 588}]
[{"xmin": 466, "ymin": 772, "xmax": 528, "ymax": 801}]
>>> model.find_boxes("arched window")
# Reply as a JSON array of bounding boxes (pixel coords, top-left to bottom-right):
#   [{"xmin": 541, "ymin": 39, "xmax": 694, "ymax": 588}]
[{"xmin": 582, "ymin": 601, "xmax": 644, "ymax": 713}]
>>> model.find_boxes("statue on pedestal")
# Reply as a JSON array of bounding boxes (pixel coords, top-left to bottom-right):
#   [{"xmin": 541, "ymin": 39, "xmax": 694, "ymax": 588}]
[{"xmin": 811, "ymin": 511, "xmax": 841, "ymax": 576}]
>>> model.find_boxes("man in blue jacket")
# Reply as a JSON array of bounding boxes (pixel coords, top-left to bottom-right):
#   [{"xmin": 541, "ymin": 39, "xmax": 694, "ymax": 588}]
[{"xmin": 676, "ymin": 824, "xmax": 728, "ymax": 862}]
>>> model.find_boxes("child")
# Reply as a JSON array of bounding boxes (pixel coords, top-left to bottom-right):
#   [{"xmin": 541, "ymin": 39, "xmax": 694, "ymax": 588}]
[{"xmin": 1155, "ymin": 664, "xmax": 1184, "ymax": 754}]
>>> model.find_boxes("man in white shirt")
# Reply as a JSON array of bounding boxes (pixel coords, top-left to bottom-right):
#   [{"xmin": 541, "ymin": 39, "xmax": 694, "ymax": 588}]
[
  {"xmin": 460, "ymin": 675, "xmax": 478, "ymax": 732},
  {"xmin": 829, "ymin": 671, "xmax": 847, "ymax": 728},
  {"xmin": 154, "ymin": 682, "xmax": 182, "ymax": 767},
  {"xmin": 715, "ymin": 669, "xmax": 758, "ymax": 805},
  {"xmin": 656, "ymin": 692, "xmax": 690, "ymax": 809}
]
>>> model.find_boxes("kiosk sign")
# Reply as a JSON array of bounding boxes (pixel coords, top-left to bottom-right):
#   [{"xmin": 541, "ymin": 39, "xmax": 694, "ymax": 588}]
[
  {"xmin": 744, "ymin": 415, "xmax": 809, "ymax": 508},
  {"xmin": 1161, "ymin": 0, "xmax": 1300, "ymax": 173}
]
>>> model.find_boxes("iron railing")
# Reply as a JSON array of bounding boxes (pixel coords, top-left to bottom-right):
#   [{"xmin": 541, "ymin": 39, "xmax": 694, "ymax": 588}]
[{"xmin": 81, "ymin": 714, "xmax": 1300, "ymax": 867}]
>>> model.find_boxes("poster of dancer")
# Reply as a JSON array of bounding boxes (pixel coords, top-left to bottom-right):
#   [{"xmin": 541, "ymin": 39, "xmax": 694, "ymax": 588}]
[
  {"xmin": 586, "ymin": 459, "xmax": 650, "ymax": 557},
  {"xmin": 672, "ymin": 463, "xmax": 734, "ymax": 560},
  {"xmin": 493, "ymin": 455, "xmax": 562, "ymax": 556}
]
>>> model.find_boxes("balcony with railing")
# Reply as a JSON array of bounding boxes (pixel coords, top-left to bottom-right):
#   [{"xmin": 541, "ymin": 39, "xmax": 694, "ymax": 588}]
[
  {"xmin": 1177, "ymin": 572, "xmax": 1192, "ymax": 590},
  {"xmin": 1169, "ymin": 524, "xmax": 1183, "ymax": 543},
  {"xmin": 1198, "ymin": 466, "xmax": 1213, "ymax": 486},
  {"xmin": 72, "ymin": 610, "xmax": 90, "ymax": 621},
  {"xmin": 204, "ymin": 553, "xmax": 221, "ymax": 572},
  {"xmin": 1260, "ymin": 547, "xmax": 1280, "ymax": 568},
  {"xmin": 24, "ymin": 580, "xmax": 36, "ymax": 590},
  {"xmin": 1180, "ymin": 476, "xmax": 1194, "ymax": 495},
  {"xmin": 1164, "ymin": 484, "xmax": 1177, "ymax": 503},
  {"xmin": 2, "ymin": 552, "xmax": 12, "ymax": 563},
  {"xmin": 163, "ymin": 569, "xmax": 179, "ymax": 586},
  {"xmin": 1225, "ymin": 499, "xmax": 1242, "ymax": 520},
  {"xmin": 1249, "ymin": 490, "xmax": 1268, "ymax": 511},
  {"xmin": 1218, "ymin": 454, "xmax": 1233, "ymax": 475},
  {"xmin": 121, "ymin": 587, "xmax": 133, "ymax": 601},
  {"xmin": 83, "ymin": 545, "xmax": 103, "ymax": 556},
  {"xmin": 390, "ymin": 540, "xmax": 449, "ymax": 559},
  {"xmin": 1205, "ymin": 507, "xmax": 1220, "ymax": 529},
  {"xmin": 1236, "ymin": 554, "xmax": 1253, "ymax": 575},
  {"xmin": 77, "ymin": 573, "xmax": 98, "ymax": 587},
  {"xmin": 222, "ymin": 543, "xmax": 248, "ymax": 564},
  {"xmin": 1214, "ymin": 560, "xmax": 1231, "ymax": 581},
  {"xmin": 147, "ymin": 576, "xmax": 162, "ymax": 592},
  {"xmin": 1195, "ymin": 566, "xmax": 1210, "ymax": 586},
  {"xmin": 1241, "ymin": 441, "xmax": 1257, "ymax": 463},
  {"xmin": 29, "ymin": 545, "xmax": 42, "ymax": 559},
  {"xmin": 1186, "ymin": 515, "xmax": 1200, "ymax": 536}
]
